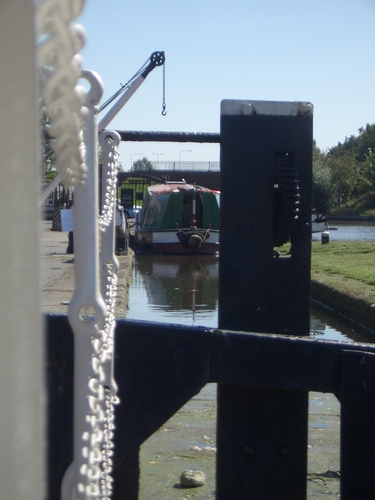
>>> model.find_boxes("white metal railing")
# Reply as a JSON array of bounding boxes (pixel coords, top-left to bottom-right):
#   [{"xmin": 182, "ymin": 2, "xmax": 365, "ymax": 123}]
[
  {"xmin": 37, "ymin": 1, "xmax": 161, "ymax": 498},
  {"xmin": 38, "ymin": 2, "xmax": 119, "ymax": 497},
  {"xmin": 37, "ymin": 0, "xmax": 166, "ymax": 496}
]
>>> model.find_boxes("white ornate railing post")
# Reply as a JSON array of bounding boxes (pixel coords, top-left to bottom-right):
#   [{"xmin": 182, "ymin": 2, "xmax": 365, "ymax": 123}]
[
  {"xmin": 37, "ymin": 2, "xmax": 162, "ymax": 498},
  {"xmin": 64, "ymin": 69, "xmax": 108, "ymax": 500},
  {"xmin": 37, "ymin": 0, "xmax": 87, "ymax": 187},
  {"xmin": 37, "ymin": 2, "xmax": 121, "ymax": 499}
]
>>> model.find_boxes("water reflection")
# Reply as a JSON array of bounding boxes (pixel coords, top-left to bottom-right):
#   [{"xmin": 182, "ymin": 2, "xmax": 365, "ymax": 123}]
[
  {"xmin": 310, "ymin": 304, "xmax": 374, "ymax": 343},
  {"xmin": 127, "ymin": 254, "xmax": 373, "ymax": 343},
  {"xmin": 127, "ymin": 254, "xmax": 219, "ymax": 327}
]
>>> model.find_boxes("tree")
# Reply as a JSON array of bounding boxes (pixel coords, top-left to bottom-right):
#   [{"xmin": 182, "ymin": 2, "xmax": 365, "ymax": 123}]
[
  {"xmin": 355, "ymin": 124, "xmax": 375, "ymax": 162},
  {"xmin": 312, "ymin": 142, "xmax": 333, "ymax": 213},
  {"xmin": 131, "ymin": 157, "xmax": 153, "ymax": 171},
  {"xmin": 312, "ymin": 123, "xmax": 375, "ymax": 215},
  {"xmin": 363, "ymin": 148, "xmax": 375, "ymax": 186},
  {"xmin": 39, "ymin": 69, "xmax": 56, "ymax": 182},
  {"xmin": 329, "ymin": 123, "xmax": 375, "ymax": 163},
  {"xmin": 327, "ymin": 151, "xmax": 363, "ymax": 209}
]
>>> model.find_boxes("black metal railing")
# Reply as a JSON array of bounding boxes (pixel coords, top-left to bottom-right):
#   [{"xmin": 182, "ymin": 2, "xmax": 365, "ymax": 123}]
[{"xmin": 46, "ymin": 314, "xmax": 375, "ymax": 499}]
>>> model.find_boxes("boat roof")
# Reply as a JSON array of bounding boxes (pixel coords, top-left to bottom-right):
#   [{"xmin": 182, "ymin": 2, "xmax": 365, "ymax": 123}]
[{"xmin": 148, "ymin": 182, "xmax": 220, "ymax": 195}]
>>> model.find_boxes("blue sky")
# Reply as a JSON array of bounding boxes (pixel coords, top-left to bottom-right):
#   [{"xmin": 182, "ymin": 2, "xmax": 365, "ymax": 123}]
[{"xmin": 77, "ymin": 0, "xmax": 375, "ymax": 169}]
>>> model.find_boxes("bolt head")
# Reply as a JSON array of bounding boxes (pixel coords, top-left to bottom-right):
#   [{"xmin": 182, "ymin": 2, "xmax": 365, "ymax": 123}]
[{"xmin": 241, "ymin": 103, "xmax": 255, "ymax": 115}]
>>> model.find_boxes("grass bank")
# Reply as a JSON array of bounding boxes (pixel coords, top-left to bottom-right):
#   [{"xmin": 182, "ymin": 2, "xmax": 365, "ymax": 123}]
[{"xmin": 310, "ymin": 240, "xmax": 375, "ymax": 332}]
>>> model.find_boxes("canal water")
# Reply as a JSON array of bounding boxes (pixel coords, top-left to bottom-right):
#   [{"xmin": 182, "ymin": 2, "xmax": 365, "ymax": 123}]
[
  {"xmin": 313, "ymin": 220, "xmax": 375, "ymax": 242},
  {"xmin": 131, "ymin": 225, "xmax": 374, "ymax": 498},
  {"xmin": 127, "ymin": 246, "xmax": 374, "ymax": 344}
]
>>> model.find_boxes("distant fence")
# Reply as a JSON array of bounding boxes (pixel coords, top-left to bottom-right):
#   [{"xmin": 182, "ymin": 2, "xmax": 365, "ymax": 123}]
[{"xmin": 148, "ymin": 161, "xmax": 220, "ymax": 171}]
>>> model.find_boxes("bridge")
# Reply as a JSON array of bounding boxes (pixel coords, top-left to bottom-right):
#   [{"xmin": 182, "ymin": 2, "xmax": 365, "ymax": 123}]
[
  {"xmin": 116, "ymin": 130, "xmax": 221, "ymax": 190},
  {"xmin": 117, "ymin": 165, "xmax": 221, "ymax": 191}
]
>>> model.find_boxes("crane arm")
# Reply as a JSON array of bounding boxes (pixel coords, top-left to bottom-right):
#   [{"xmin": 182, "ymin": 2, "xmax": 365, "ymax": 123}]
[{"xmin": 98, "ymin": 51, "xmax": 165, "ymax": 131}]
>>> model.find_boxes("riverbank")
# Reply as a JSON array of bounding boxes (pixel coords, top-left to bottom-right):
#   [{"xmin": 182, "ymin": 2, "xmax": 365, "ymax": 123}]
[
  {"xmin": 326, "ymin": 214, "xmax": 375, "ymax": 222},
  {"xmin": 311, "ymin": 279, "xmax": 375, "ymax": 334},
  {"xmin": 310, "ymin": 240, "xmax": 375, "ymax": 334}
]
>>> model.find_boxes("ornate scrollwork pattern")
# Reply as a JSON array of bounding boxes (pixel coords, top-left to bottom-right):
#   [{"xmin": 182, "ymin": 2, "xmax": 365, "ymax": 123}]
[{"xmin": 37, "ymin": 0, "xmax": 87, "ymax": 186}]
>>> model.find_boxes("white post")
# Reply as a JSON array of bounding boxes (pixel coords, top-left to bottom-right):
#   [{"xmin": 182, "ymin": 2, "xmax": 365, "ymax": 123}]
[
  {"xmin": 64, "ymin": 70, "xmax": 107, "ymax": 500},
  {"xmin": 0, "ymin": 1, "xmax": 45, "ymax": 499}
]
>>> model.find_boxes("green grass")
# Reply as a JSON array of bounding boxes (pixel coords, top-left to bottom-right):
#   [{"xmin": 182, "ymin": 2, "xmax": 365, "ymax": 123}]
[
  {"xmin": 311, "ymin": 241, "xmax": 375, "ymax": 286},
  {"xmin": 278, "ymin": 240, "xmax": 375, "ymax": 304},
  {"xmin": 310, "ymin": 240, "xmax": 375, "ymax": 305}
]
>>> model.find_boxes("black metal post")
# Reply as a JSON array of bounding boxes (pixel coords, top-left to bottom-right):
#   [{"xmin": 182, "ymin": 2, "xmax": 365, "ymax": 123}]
[
  {"xmin": 340, "ymin": 350, "xmax": 375, "ymax": 499},
  {"xmin": 217, "ymin": 99, "xmax": 313, "ymax": 499}
]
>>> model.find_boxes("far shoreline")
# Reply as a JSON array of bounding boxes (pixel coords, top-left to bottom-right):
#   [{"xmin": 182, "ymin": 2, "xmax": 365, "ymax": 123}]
[{"xmin": 326, "ymin": 214, "xmax": 375, "ymax": 222}]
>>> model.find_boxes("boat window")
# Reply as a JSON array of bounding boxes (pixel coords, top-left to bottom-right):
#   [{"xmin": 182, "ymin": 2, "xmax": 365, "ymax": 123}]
[
  {"xmin": 141, "ymin": 193, "xmax": 170, "ymax": 229},
  {"xmin": 202, "ymin": 192, "xmax": 220, "ymax": 229},
  {"xmin": 140, "ymin": 194, "xmax": 150, "ymax": 224}
]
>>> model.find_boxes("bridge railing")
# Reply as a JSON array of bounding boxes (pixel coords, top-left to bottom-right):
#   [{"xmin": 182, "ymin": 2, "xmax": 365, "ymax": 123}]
[{"xmin": 149, "ymin": 161, "xmax": 220, "ymax": 171}]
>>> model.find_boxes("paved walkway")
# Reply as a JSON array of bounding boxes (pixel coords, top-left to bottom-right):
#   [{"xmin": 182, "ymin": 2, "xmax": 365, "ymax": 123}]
[{"xmin": 40, "ymin": 220, "xmax": 132, "ymax": 316}]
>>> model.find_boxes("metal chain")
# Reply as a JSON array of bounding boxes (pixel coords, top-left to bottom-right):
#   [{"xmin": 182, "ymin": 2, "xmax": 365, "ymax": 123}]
[
  {"xmin": 97, "ymin": 142, "xmax": 120, "ymax": 499},
  {"xmin": 81, "ymin": 155, "xmax": 119, "ymax": 499},
  {"xmin": 99, "ymin": 143, "xmax": 119, "ymax": 230},
  {"xmin": 99, "ymin": 266, "xmax": 119, "ymax": 499},
  {"xmin": 161, "ymin": 61, "xmax": 167, "ymax": 116}
]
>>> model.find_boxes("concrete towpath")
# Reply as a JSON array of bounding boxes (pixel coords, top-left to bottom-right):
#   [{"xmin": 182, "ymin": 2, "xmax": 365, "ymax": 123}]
[{"xmin": 40, "ymin": 220, "xmax": 132, "ymax": 316}]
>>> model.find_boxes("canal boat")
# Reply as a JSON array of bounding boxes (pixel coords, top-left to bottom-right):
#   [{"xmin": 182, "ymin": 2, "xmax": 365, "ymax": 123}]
[{"xmin": 132, "ymin": 181, "xmax": 220, "ymax": 254}]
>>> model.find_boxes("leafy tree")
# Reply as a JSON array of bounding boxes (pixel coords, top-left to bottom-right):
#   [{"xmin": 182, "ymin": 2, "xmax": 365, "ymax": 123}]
[
  {"xmin": 312, "ymin": 142, "xmax": 333, "ymax": 213},
  {"xmin": 355, "ymin": 125, "xmax": 375, "ymax": 162},
  {"xmin": 39, "ymin": 70, "xmax": 56, "ymax": 182},
  {"xmin": 327, "ymin": 151, "xmax": 363, "ymax": 208},
  {"xmin": 353, "ymin": 147, "xmax": 375, "ymax": 213},
  {"xmin": 329, "ymin": 123, "xmax": 375, "ymax": 163},
  {"xmin": 363, "ymin": 148, "xmax": 375, "ymax": 185},
  {"xmin": 312, "ymin": 124, "xmax": 375, "ymax": 214},
  {"xmin": 131, "ymin": 157, "xmax": 153, "ymax": 171}
]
